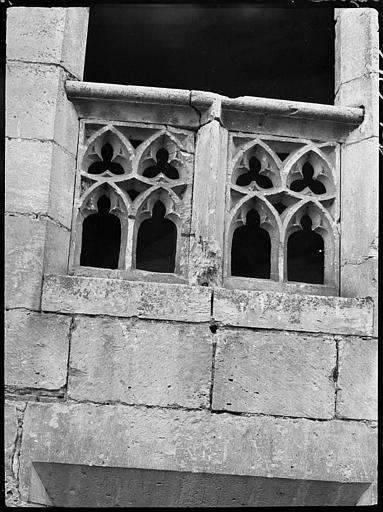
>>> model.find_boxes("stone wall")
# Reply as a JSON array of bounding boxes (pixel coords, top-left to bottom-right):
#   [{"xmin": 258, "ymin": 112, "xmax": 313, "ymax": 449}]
[{"xmin": 5, "ymin": 6, "xmax": 378, "ymax": 507}]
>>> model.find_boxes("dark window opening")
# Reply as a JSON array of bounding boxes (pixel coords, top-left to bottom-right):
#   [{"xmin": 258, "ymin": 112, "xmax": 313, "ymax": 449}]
[
  {"xmin": 88, "ymin": 142, "xmax": 124, "ymax": 175},
  {"xmin": 236, "ymin": 156, "xmax": 273, "ymax": 189},
  {"xmin": 136, "ymin": 201, "xmax": 177, "ymax": 273},
  {"xmin": 143, "ymin": 148, "xmax": 179, "ymax": 180},
  {"xmin": 231, "ymin": 209, "xmax": 271, "ymax": 279},
  {"xmin": 290, "ymin": 162, "xmax": 326, "ymax": 194},
  {"xmin": 287, "ymin": 214, "xmax": 324, "ymax": 284},
  {"xmin": 85, "ymin": 5, "xmax": 334, "ymax": 104},
  {"xmin": 80, "ymin": 195, "xmax": 121, "ymax": 269}
]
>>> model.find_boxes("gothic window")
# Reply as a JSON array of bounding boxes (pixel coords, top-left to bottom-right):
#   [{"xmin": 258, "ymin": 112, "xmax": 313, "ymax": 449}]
[
  {"xmin": 225, "ymin": 135, "xmax": 339, "ymax": 294},
  {"xmin": 69, "ymin": 122, "xmax": 194, "ymax": 280}
]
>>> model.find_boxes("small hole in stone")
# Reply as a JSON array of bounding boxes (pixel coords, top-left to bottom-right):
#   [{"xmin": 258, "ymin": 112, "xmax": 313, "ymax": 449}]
[{"xmin": 209, "ymin": 324, "xmax": 218, "ymax": 334}]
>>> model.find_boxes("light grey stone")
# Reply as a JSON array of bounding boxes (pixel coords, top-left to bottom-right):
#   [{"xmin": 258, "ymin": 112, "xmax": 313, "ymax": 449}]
[
  {"xmin": 68, "ymin": 316, "xmax": 212, "ymax": 407},
  {"xmin": 42, "ymin": 275, "xmax": 212, "ymax": 322},
  {"xmin": 5, "ymin": 310, "xmax": 71, "ymax": 389},
  {"xmin": 4, "ymin": 401, "xmax": 19, "ymax": 475},
  {"xmin": 337, "ymin": 336, "xmax": 377, "ymax": 421},
  {"xmin": 19, "ymin": 402, "xmax": 377, "ymax": 503},
  {"xmin": 5, "ymin": 216, "xmax": 45, "ymax": 310},
  {"xmin": 6, "ymin": 61, "xmax": 78, "ymax": 154},
  {"xmin": 5, "ymin": 138, "xmax": 76, "ymax": 228},
  {"xmin": 213, "ymin": 288, "xmax": 374, "ymax": 336},
  {"xmin": 212, "ymin": 329, "xmax": 336, "ymax": 419},
  {"xmin": 6, "ymin": 7, "xmax": 89, "ymax": 79}
]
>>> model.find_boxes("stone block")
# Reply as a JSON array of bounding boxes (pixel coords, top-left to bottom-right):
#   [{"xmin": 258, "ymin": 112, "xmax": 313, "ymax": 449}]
[
  {"xmin": 335, "ymin": 9, "xmax": 379, "ymax": 88},
  {"xmin": 6, "ymin": 61, "xmax": 79, "ymax": 154},
  {"xmin": 5, "ymin": 309, "xmax": 71, "ymax": 389},
  {"xmin": 19, "ymin": 402, "xmax": 377, "ymax": 504},
  {"xmin": 213, "ymin": 288, "xmax": 374, "ymax": 336},
  {"xmin": 4, "ymin": 401, "xmax": 19, "ymax": 476},
  {"xmin": 335, "ymin": 74, "xmax": 379, "ymax": 143},
  {"xmin": 337, "ymin": 336, "xmax": 377, "ymax": 420},
  {"xmin": 43, "ymin": 222, "xmax": 70, "ymax": 275},
  {"xmin": 6, "ymin": 7, "xmax": 89, "ymax": 79},
  {"xmin": 5, "ymin": 215, "xmax": 45, "ymax": 310},
  {"xmin": 42, "ymin": 275, "xmax": 212, "ymax": 322},
  {"xmin": 340, "ymin": 137, "xmax": 378, "ymax": 265},
  {"xmin": 68, "ymin": 316, "xmax": 212, "ymax": 407},
  {"xmin": 5, "ymin": 138, "xmax": 76, "ymax": 228},
  {"xmin": 212, "ymin": 329, "xmax": 335, "ymax": 419}
]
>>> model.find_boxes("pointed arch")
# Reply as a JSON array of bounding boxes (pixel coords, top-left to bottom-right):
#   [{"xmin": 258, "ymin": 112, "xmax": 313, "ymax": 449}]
[
  {"xmin": 283, "ymin": 200, "xmax": 337, "ymax": 286},
  {"xmin": 227, "ymin": 195, "xmax": 280, "ymax": 281},
  {"xmin": 284, "ymin": 146, "xmax": 335, "ymax": 196},
  {"xmin": 82, "ymin": 125, "xmax": 134, "ymax": 177},
  {"xmin": 231, "ymin": 139, "xmax": 281, "ymax": 190},
  {"xmin": 136, "ymin": 130, "xmax": 185, "ymax": 181}
]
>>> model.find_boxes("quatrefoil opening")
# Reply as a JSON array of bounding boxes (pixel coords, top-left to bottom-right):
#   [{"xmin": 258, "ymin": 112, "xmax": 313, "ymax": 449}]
[{"xmin": 143, "ymin": 148, "xmax": 180, "ymax": 180}]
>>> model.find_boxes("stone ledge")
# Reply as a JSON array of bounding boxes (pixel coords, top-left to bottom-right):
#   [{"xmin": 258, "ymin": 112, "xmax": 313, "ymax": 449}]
[
  {"xmin": 213, "ymin": 288, "xmax": 374, "ymax": 336},
  {"xmin": 42, "ymin": 274, "xmax": 212, "ymax": 322},
  {"xmin": 19, "ymin": 402, "xmax": 377, "ymax": 504}
]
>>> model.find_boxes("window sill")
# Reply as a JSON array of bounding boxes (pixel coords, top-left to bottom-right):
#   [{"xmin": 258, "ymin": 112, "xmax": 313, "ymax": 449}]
[
  {"xmin": 42, "ymin": 274, "xmax": 374, "ymax": 336},
  {"xmin": 224, "ymin": 277, "xmax": 337, "ymax": 297},
  {"xmin": 70, "ymin": 266, "xmax": 188, "ymax": 286}
]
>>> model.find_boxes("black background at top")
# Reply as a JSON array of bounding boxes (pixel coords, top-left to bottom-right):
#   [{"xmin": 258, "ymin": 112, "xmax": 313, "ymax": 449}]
[{"xmin": 85, "ymin": 4, "xmax": 335, "ymax": 104}]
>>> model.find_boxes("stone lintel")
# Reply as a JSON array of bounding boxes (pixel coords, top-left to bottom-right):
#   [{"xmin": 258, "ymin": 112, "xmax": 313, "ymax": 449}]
[{"xmin": 19, "ymin": 402, "xmax": 376, "ymax": 504}]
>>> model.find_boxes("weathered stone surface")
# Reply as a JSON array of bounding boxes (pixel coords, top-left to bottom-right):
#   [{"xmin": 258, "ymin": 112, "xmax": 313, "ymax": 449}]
[
  {"xmin": 337, "ymin": 336, "xmax": 377, "ymax": 421},
  {"xmin": 42, "ymin": 275, "xmax": 212, "ymax": 322},
  {"xmin": 4, "ymin": 401, "xmax": 19, "ymax": 475},
  {"xmin": 335, "ymin": 8, "xmax": 379, "ymax": 89},
  {"xmin": 357, "ymin": 480, "xmax": 377, "ymax": 506},
  {"xmin": 213, "ymin": 288, "xmax": 374, "ymax": 336},
  {"xmin": 335, "ymin": 74, "xmax": 379, "ymax": 143},
  {"xmin": 27, "ymin": 463, "xmax": 369, "ymax": 507},
  {"xmin": 5, "ymin": 138, "xmax": 76, "ymax": 228},
  {"xmin": 6, "ymin": 61, "xmax": 78, "ymax": 154},
  {"xmin": 189, "ymin": 121, "xmax": 228, "ymax": 286},
  {"xmin": 6, "ymin": 7, "xmax": 89, "ymax": 79},
  {"xmin": 212, "ymin": 329, "xmax": 336, "ymax": 419},
  {"xmin": 68, "ymin": 317, "xmax": 212, "ymax": 407},
  {"xmin": 19, "ymin": 402, "xmax": 377, "ymax": 503},
  {"xmin": 5, "ymin": 310, "xmax": 71, "ymax": 389},
  {"xmin": 340, "ymin": 137, "xmax": 378, "ymax": 265},
  {"xmin": 43, "ymin": 222, "xmax": 70, "ymax": 275},
  {"xmin": 5, "ymin": 216, "xmax": 45, "ymax": 310}
]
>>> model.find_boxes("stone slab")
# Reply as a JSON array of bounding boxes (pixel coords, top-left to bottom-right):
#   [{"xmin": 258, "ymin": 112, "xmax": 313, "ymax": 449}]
[
  {"xmin": 29, "ymin": 462, "xmax": 369, "ymax": 507},
  {"xmin": 337, "ymin": 336, "xmax": 377, "ymax": 421},
  {"xmin": 5, "ymin": 138, "xmax": 76, "ymax": 228},
  {"xmin": 5, "ymin": 215, "xmax": 45, "ymax": 310},
  {"xmin": 6, "ymin": 61, "xmax": 78, "ymax": 154},
  {"xmin": 68, "ymin": 316, "xmax": 212, "ymax": 408},
  {"xmin": 212, "ymin": 329, "xmax": 336, "ymax": 419},
  {"xmin": 42, "ymin": 275, "xmax": 212, "ymax": 322},
  {"xmin": 213, "ymin": 288, "xmax": 374, "ymax": 336},
  {"xmin": 5, "ymin": 309, "xmax": 71, "ymax": 389},
  {"xmin": 6, "ymin": 7, "xmax": 89, "ymax": 79},
  {"xmin": 19, "ymin": 402, "xmax": 377, "ymax": 503}
]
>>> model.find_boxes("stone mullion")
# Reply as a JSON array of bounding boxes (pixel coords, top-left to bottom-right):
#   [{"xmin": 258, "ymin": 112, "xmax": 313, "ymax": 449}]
[{"xmin": 190, "ymin": 120, "xmax": 229, "ymax": 287}]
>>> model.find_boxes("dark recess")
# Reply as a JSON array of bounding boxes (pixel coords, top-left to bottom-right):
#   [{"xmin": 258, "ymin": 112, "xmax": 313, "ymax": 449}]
[
  {"xmin": 85, "ymin": 4, "xmax": 334, "ymax": 104},
  {"xmin": 80, "ymin": 195, "xmax": 121, "ymax": 269}
]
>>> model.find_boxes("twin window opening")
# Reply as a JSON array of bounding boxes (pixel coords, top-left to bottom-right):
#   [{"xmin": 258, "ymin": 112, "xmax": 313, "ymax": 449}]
[{"xmin": 80, "ymin": 144, "xmax": 325, "ymax": 285}]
